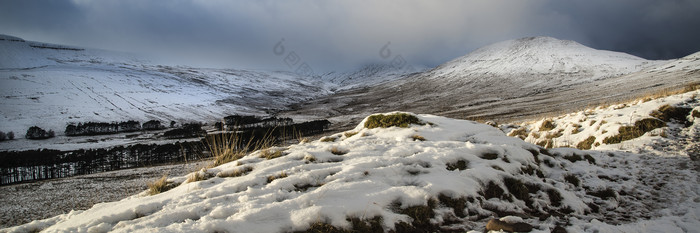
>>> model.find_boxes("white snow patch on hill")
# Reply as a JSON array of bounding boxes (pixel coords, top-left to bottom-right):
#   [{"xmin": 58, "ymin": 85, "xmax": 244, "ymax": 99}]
[
  {"xmin": 5, "ymin": 113, "xmax": 698, "ymax": 232},
  {"xmin": 429, "ymin": 36, "xmax": 664, "ymax": 82}
]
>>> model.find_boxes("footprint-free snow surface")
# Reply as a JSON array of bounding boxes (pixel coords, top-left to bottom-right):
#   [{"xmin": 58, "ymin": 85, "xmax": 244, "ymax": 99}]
[{"xmin": 5, "ymin": 112, "xmax": 698, "ymax": 233}]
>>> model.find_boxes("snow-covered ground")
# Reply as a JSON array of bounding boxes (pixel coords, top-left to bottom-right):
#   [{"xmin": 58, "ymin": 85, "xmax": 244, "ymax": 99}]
[
  {"xmin": 505, "ymin": 90, "xmax": 700, "ymax": 157},
  {"xmin": 4, "ymin": 110, "xmax": 698, "ymax": 232},
  {"xmin": 0, "ymin": 161, "xmax": 208, "ymax": 229}
]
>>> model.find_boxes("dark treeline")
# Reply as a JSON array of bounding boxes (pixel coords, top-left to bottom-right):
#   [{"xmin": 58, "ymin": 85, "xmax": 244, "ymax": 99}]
[
  {"xmin": 26, "ymin": 126, "xmax": 55, "ymax": 140},
  {"xmin": 1, "ymin": 119, "xmax": 331, "ymax": 185},
  {"xmin": 0, "ymin": 142, "xmax": 206, "ymax": 185},
  {"xmin": 29, "ymin": 44, "xmax": 84, "ymax": 51},
  {"xmin": 220, "ymin": 119, "xmax": 331, "ymax": 143},
  {"xmin": 163, "ymin": 123, "xmax": 205, "ymax": 139},
  {"xmin": 65, "ymin": 120, "xmax": 164, "ymax": 136},
  {"xmin": 220, "ymin": 115, "xmax": 294, "ymax": 130}
]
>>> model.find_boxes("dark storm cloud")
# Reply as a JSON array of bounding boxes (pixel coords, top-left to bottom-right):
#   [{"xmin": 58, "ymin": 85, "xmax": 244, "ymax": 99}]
[
  {"xmin": 1, "ymin": 0, "xmax": 699, "ymax": 71},
  {"xmin": 550, "ymin": 0, "xmax": 700, "ymax": 60}
]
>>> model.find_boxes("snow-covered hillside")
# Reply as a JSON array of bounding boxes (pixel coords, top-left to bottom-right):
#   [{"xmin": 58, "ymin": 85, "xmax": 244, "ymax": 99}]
[
  {"xmin": 505, "ymin": 89, "xmax": 700, "ymax": 157},
  {"xmin": 6, "ymin": 112, "xmax": 698, "ymax": 232},
  {"xmin": 0, "ymin": 35, "xmax": 330, "ymax": 137},
  {"xmin": 321, "ymin": 63, "xmax": 425, "ymax": 91},
  {"xmin": 430, "ymin": 37, "xmax": 660, "ymax": 81}
]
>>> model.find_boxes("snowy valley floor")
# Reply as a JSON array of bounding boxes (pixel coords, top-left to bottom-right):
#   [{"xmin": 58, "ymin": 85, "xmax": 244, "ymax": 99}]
[
  {"xmin": 0, "ymin": 161, "xmax": 208, "ymax": 229},
  {"xmin": 1, "ymin": 91, "xmax": 699, "ymax": 232}
]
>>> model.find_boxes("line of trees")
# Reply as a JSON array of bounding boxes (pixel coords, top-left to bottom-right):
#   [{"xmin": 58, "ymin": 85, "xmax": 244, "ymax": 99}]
[
  {"xmin": 0, "ymin": 142, "xmax": 207, "ymax": 185},
  {"xmin": 220, "ymin": 115, "xmax": 294, "ymax": 130},
  {"xmin": 1, "ymin": 118, "xmax": 331, "ymax": 185},
  {"xmin": 163, "ymin": 123, "xmax": 205, "ymax": 139},
  {"xmin": 25, "ymin": 126, "xmax": 55, "ymax": 140},
  {"xmin": 0, "ymin": 131, "xmax": 15, "ymax": 141},
  {"xmin": 65, "ymin": 120, "xmax": 165, "ymax": 136}
]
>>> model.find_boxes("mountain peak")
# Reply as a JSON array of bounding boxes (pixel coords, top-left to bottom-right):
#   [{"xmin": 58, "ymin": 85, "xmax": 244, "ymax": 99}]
[{"xmin": 430, "ymin": 36, "xmax": 659, "ymax": 79}]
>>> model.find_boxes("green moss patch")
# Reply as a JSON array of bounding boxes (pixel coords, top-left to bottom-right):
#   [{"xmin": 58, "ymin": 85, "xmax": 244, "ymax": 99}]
[{"xmin": 364, "ymin": 113, "xmax": 424, "ymax": 129}]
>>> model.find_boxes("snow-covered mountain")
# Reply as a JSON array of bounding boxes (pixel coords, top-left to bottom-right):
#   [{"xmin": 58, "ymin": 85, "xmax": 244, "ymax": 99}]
[
  {"xmin": 430, "ymin": 36, "xmax": 659, "ymax": 81},
  {"xmin": 282, "ymin": 37, "xmax": 698, "ymax": 124},
  {"xmin": 6, "ymin": 111, "xmax": 698, "ymax": 232},
  {"xmin": 320, "ymin": 63, "xmax": 425, "ymax": 91},
  {"xmin": 0, "ymin": 35, "xmax": 330, "ymax": 136}
]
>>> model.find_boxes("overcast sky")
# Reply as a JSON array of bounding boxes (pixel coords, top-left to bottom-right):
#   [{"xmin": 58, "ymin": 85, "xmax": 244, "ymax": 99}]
[{"xmin": 1, "ymin": 0, "xmax": 699, "ymax": 72}]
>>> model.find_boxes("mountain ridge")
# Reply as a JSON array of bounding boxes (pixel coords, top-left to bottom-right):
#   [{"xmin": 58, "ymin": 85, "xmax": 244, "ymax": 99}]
[{"xmin": 429, "ymin": 36, "xmax": 663, "ymax": 81}]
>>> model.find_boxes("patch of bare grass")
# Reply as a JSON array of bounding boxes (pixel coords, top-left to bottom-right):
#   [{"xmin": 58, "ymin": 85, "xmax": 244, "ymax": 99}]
[
  {"xmin": 330, "ymin": 146, "xmax": 348, "ymax": 155},
  {"xmin": 576, "ymin": 136, "xmax": 596, "ymax": 150},
  {"xmin": 217, "ymin": 166, "xmax": 253, "ymax": 178},
  {"xmin": 603, "ymin": 118, "xmax": 666, "ymax": 144},
  {"xmin": 539, "ymin": 119, "xmax": 556, "ymax": 131},
  {"xmin": 410, "ymin": 134, "xmax": 426, "ymax": 141},
  {"xmin": 147, "ymin": 175, "xmax": 175, "ymax": 195},
  {"xmin": 508, "ymin": 127, "xmax": 528, "ymax": 140},
  {"xmin": 260, "ymin": 148, "xmax": 284, "ymax": 160},
  {"xmin": 343, "ymin": 131, "xmax": 358, "ymax": 138}
]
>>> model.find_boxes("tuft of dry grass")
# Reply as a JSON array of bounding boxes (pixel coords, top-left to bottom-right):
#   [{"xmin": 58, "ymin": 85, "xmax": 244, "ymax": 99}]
[
  {"xmin": 603, "ymin": 118, "xmax": 666, "ymax": 144},
  {"xmin": 186, "ymin": 171, "xmax": 210, "ymax": 183},
  {"xmin": 207, "ymin": 129, "xmax": 278, "ymax": 168},
  {"xmin": 304, "ymin": 154, "xmax": 317, "ymax": 162},
  {"xmin": 344, "ymin": 131, "xmax": 359, "ymax": 138},
  {"xmin": 147, "ymin": 175, "xmax": 175, "ymax": 195},
  {"xmin": 410, "ymin": 134, "xmax": 426, "ymax": 141},
  {"xmin": 206, "ymin": 132, "xmax": 248, "ymax": 168},
  {"xmin": 508, "ymin": 127, "xmax": 528, "ymax": 140},
  {"xmin": 320, "ymin": 136, "xmax": 337, "ymax": 142},
  {"xmin": 536, "ymin": 139, "xmax": 554, "ymax": 149},
  {"xmin": 259, "ymin": 148, "xmax": 284, "ymax": 160},
  {"xmin": 545, "ymin": 129, "xmax": 564, "ymax": 139},
  {"xmin": 267, "ymin": 171, "xmax": 288, "ymax": 183},
  {"xmin": 651, "ymin": 104, "xmax": 692, "ymax": 124},
  {"xmin": 539, "ymin": 119, "xmax": 556, "ymax": 131},
  {"xmin": 217, "ymin": 166, "xmax": 253, "ymax": 178},
  {"xmin": 330, "ymin": 146, "xmax": 348, "ymax": 155},
  {"xmin": 571, "ymin": 124, "xmax": 582, "ymax": 134},
  {"xmin": 636, "ymin": 82, "xmax": 700, "ymax": 102},
  {"xmin": 576, "ymin": 136, "xmax": 596, "ymax": 150}
]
